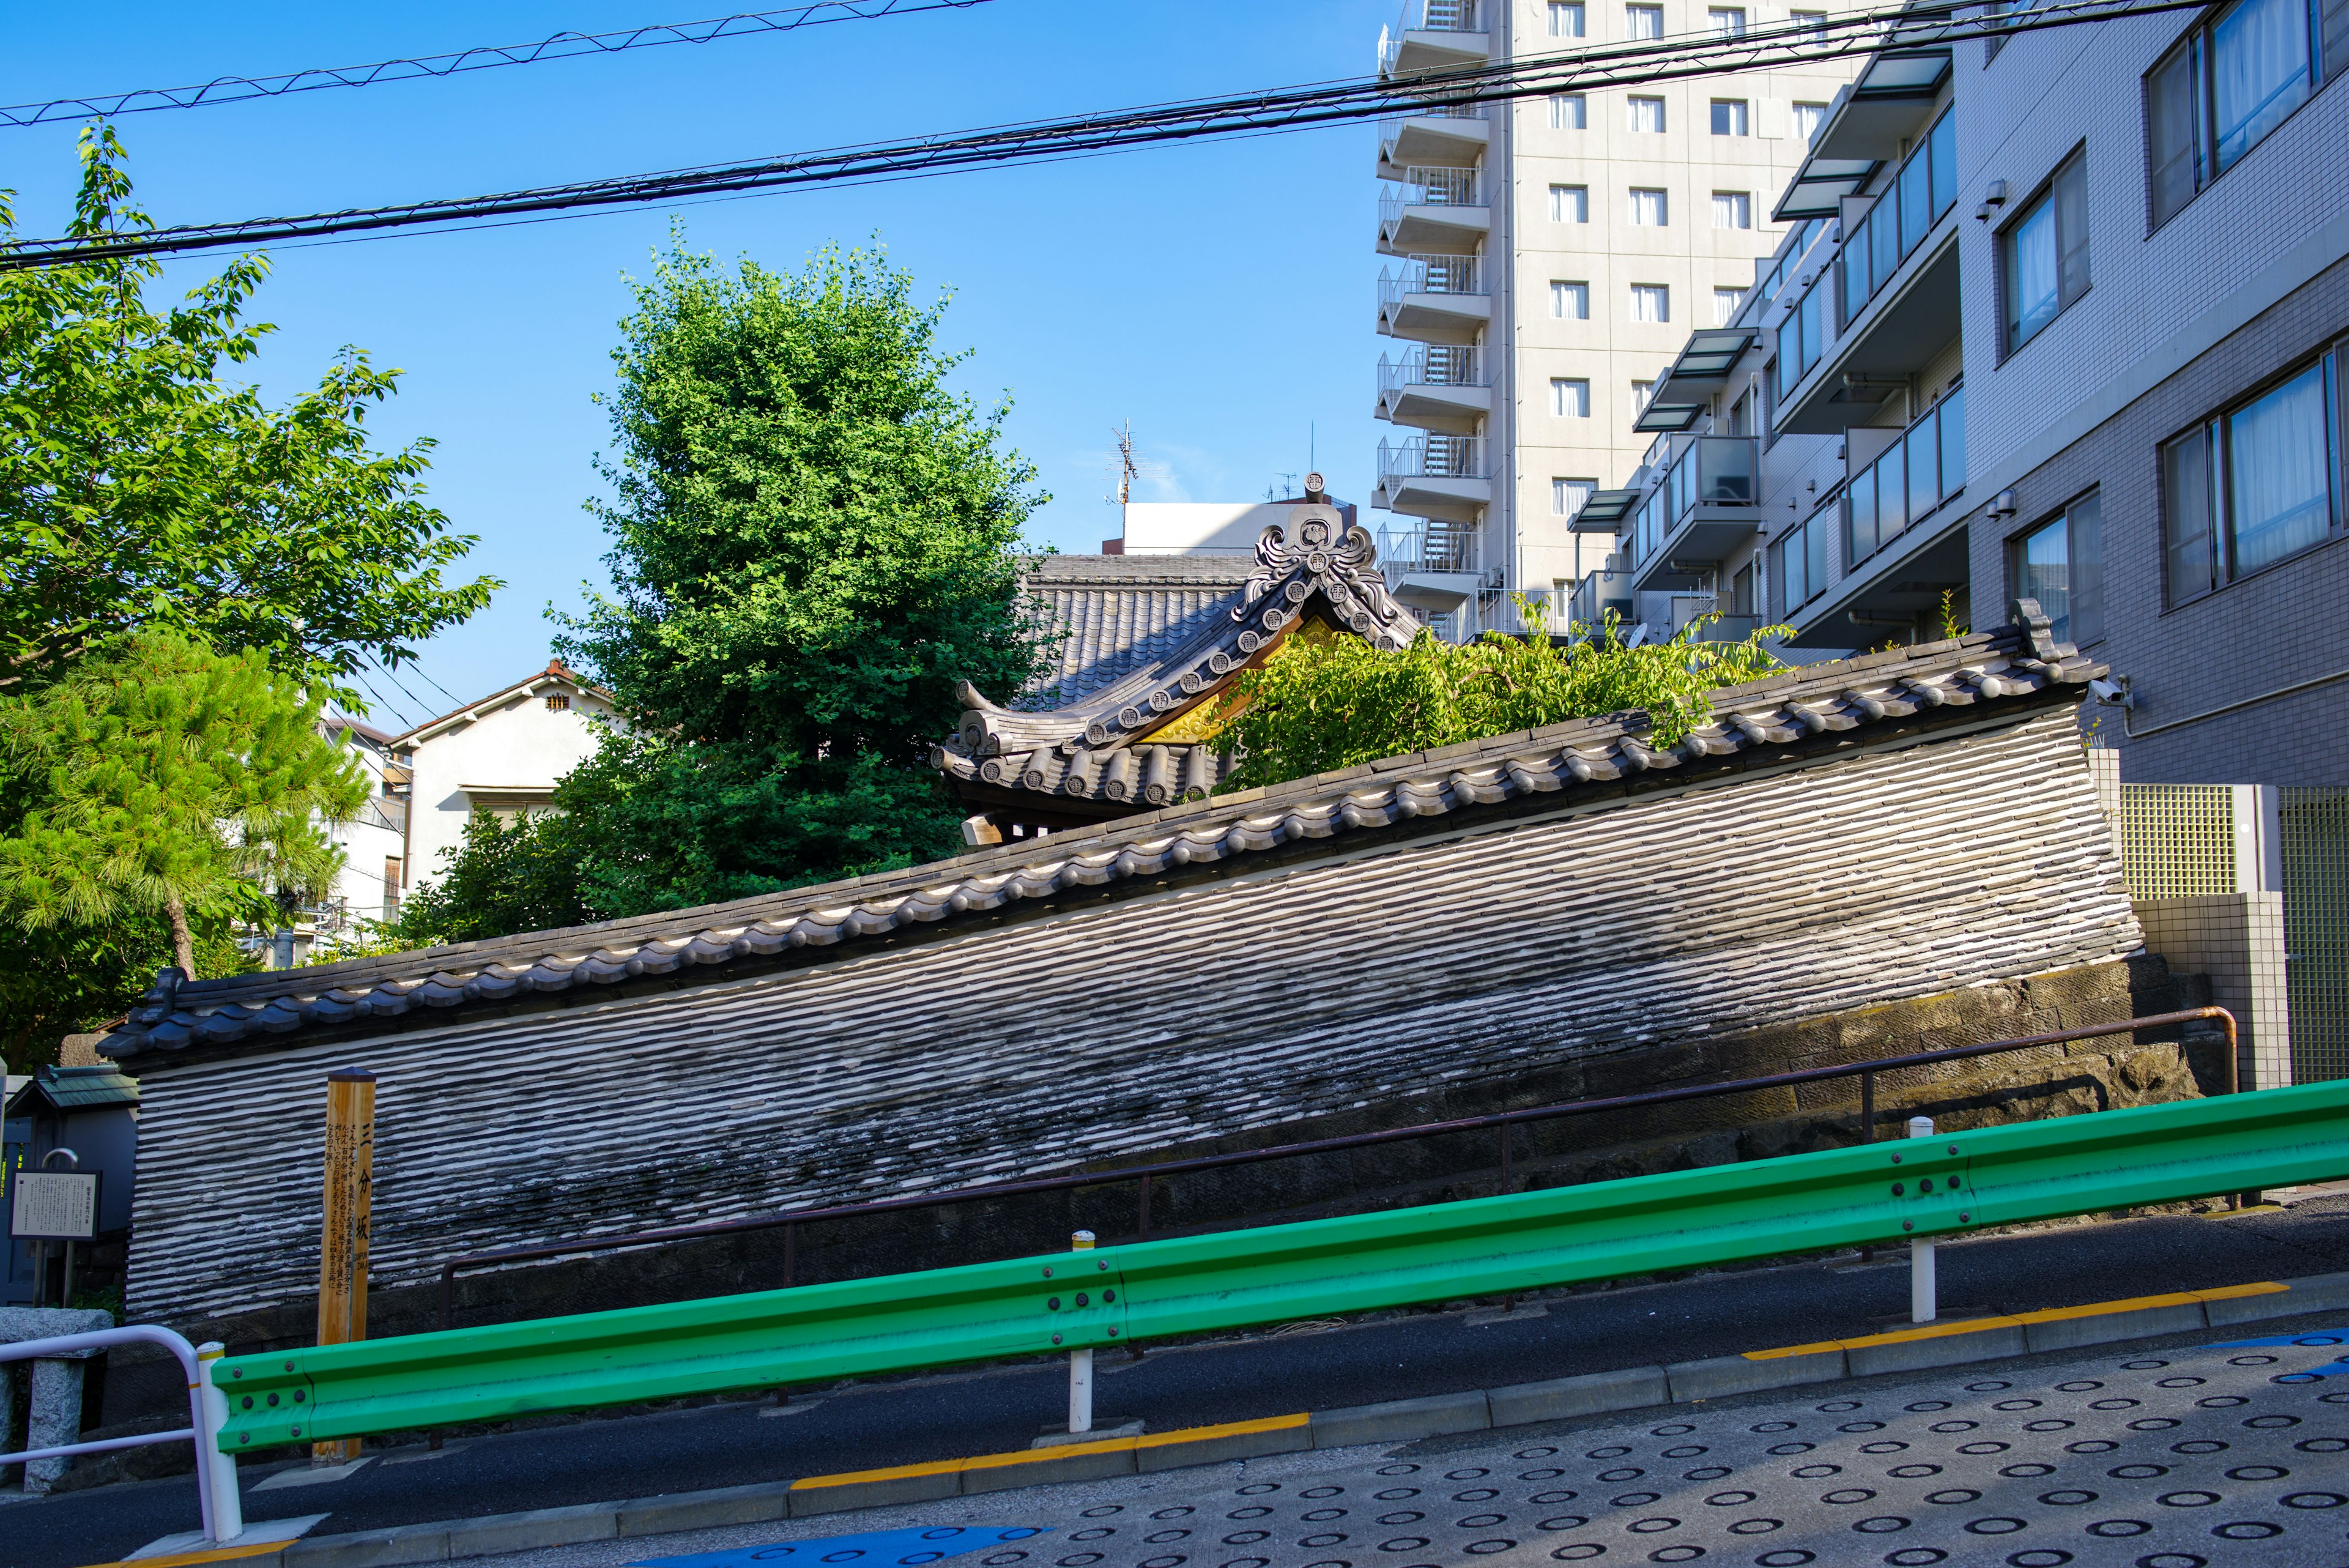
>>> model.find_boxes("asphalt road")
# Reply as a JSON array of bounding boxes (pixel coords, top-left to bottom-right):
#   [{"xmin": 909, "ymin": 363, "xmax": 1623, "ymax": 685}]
[{"xmin": 17, "ymin": 1195, "xmax": 2349, "ymax": 1568}]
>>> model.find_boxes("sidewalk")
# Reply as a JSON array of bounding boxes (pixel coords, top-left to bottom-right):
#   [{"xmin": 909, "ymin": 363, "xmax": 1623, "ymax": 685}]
[{"xmin": 18, "ymin": 1192, "xmax": 2349, "ymax": 1568}]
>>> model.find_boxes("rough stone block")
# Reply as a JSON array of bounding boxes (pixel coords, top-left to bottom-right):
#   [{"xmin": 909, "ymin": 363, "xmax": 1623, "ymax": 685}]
[
  {"xmin": 2024, "ymin": 1301, "xmax": 2206, "ymax": 1353},
  {"xmin": 790, "ymin": 1468, "xmax": 962, "ymax": 1516},
  {"xmin": 617, "ymin": 1481, "xmax": 795, "ymax": 1536},
  {"xmin": 1667, "ymin": 1348, "xmax": 1846, "ymax": 1403},
  {"xmin": 1845, "ymin": 1322, "xmax": 2028, "ymax": 1377},
  {"xmin": 1488, "ymin": 1365, "xmax": 1669, "ymax": 1428},
  {"xmin": 962, "ymin": 1446, "xmax": 1137, "ymax": 1494},
  {"xmin": 2207, "ymin": 1273, "xmax": 2349, "ymax": 1326},
  {"xmin": 1311, "ymin": 1390, "xmax": 1491, "ymax": 1449}
]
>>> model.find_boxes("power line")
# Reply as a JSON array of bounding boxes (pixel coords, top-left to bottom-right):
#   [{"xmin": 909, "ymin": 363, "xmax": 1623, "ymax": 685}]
[
  {"xmin": 0, "ymin": 0, "xmax": 2205, "ymax": 274},
  {"xmin": 0, "ymin": 0, "xmax": 1001, "ymax": 130},
  {"xmin": 362, "ymin": 655, "xmax": 442, "ymax": 725}
]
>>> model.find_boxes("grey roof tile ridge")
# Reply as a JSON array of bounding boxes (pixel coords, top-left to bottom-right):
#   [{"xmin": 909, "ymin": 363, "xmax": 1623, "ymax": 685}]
[{"xmin": 102, "ymin": 625, "xmax": 2098, "ymax": 1061}]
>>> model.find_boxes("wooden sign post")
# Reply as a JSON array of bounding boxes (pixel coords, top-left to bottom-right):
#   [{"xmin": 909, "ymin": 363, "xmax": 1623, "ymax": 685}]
[{"xmin": 314, "ymin": 1069, "xmax": 376, "ymax": 1465}]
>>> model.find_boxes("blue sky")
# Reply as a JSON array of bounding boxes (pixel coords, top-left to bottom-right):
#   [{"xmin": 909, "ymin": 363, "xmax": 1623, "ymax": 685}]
[{"xmin": 1, "ymin": 1, "xmax": 1389, "ymax": 729}]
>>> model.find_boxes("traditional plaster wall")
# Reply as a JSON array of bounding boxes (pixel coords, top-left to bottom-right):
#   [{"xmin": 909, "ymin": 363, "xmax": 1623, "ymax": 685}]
[{"xmin": 119, "ymin": 707, "xmax": 2137, "ymax": 1329}]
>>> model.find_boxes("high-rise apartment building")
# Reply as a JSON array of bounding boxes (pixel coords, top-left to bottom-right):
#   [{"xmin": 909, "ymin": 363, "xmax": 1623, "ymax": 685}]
[{"xmin": 1370, "ymin": 0, "xmax": 1864, "ymax": 637}]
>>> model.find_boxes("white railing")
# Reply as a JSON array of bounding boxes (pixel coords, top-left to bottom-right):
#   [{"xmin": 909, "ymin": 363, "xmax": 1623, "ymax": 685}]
[
  {"xmin": 1376, "ymin": 253, "xmax": 1485, "ymax": 308},
  {"xmin": 1378, "ymin": 344, "xmax": 1487, "ymax": 395},
  {"xmin": 1379, "ymin": 168, "xmax": 1483, "ymax": 228},
  {"xmin": 1412, "ymin": 0, "xmax": 1480, "ymax": 29},
  {"xmin": 1376, "ymin": 522, "xmax": 1482, "ymax": 574},
  {"xmin": 1379, "ymin": 434, "xmax": 1488, "ymax": 483},
  {"xmin": 1, "ymin": 1325, "xmax": 242, "ymax": 1540}
]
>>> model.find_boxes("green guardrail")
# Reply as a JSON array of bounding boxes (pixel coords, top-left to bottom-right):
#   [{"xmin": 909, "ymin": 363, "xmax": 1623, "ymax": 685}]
[{"xmin": 214, "ymin": 1076, "xmax": 2349, "ymax": 1451}]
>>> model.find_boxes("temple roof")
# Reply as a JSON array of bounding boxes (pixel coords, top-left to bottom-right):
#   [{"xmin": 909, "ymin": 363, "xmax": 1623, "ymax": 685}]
[
  {"xmin": 102, "ymin": 607, "xmax": 2099, "ymax": 1066},
  {"xmin": 939, "ymin": 502, "xmax": 1423, "ymax": 822}
]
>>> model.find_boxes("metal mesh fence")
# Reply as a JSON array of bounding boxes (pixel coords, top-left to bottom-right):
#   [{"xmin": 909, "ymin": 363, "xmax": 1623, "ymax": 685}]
[
  {"xmin": 2282, "ymin": 787, "xmax": 2349, "ymax": 1083},
  {"xmin": 2115, "ymin": 783, "xmax": 2238, "ymax": 900}
]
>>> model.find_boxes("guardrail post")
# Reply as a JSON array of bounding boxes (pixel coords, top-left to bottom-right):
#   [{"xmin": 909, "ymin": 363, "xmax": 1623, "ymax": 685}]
[
  {"xmin": 196, "ymin": 1341, "xmax": 243, "ymax": 1542},
  {"xmin": 1067, "ymin": 1230, "xmax": 1094, "ymax": 1436},
  {"xmin": 1909, "ymin": 1115, "xmax": 1936, "ymax": 1323}
]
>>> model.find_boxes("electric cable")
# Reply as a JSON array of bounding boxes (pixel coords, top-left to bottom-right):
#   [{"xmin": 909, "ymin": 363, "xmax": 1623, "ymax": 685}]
[
  {"xmin": 0, "ymin": 0, "xmax": 2207, "ymax": 273},
  {"xmin": 0, "ymin": 0, "xmax": 1002, "ymax": 129},
  {"xmin": 362, "ymin": 654, "xmax": 442, "ymax": 723}
]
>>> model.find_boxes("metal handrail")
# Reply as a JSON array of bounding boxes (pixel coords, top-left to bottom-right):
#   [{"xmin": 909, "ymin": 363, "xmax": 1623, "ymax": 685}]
[
  {"xmin": 1378, "ymin": 433, "xmax": 1488, "ymax": 481},
  {"xmin": 0, "ymin": 1326, "xmax": 241, "ymax": 1542},
  {"xmin": 437, "ymin": 1008, "xmax": 2236, "ymax": 1332},
  {"xmin": 1378, "ymin": 344, "xmax": 1488, "ymax": 394},
  {"xmin": 1377, "ymin": 253, "xmax": 1485, "ymax": 308}
]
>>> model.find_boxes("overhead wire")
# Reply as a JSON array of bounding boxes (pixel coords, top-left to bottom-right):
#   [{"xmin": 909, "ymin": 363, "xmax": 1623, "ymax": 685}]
[
  {"xmin": 0, "ymin": 0, "xmax": 1002, "ymax": 129},
  {"xmin": 0, "ymin": 0, "xmax": 2210, "ymax": 273}
]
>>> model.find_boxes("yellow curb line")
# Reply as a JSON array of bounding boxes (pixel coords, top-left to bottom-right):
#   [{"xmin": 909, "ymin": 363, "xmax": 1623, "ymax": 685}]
[
  {"xmin": 1742, "ymin": 1280, "xmax": 2289, "ymax": 1361},
  {"xmin": 790, "ymin": 1413, "xmax": 1311, "ymax": 1491},
  {"xmin": 75, "ymin": 1539, "xmax": 291, "ymax": 1568}
]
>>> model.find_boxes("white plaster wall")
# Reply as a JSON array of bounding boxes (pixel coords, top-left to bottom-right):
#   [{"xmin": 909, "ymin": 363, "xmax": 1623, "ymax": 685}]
[{"xmin": 401, "ymin": 678, "xmax": 614, "ymax": 890}]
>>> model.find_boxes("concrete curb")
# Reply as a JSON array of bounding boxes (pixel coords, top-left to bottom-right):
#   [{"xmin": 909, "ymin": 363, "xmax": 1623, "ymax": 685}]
[{"xmin": 113, "ymin": 1271, "xmax": 2349, "ymax": 1568}]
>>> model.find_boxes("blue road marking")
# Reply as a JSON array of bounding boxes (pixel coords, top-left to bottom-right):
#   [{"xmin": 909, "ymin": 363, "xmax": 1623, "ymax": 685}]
[
  {"xmin": 628, "ymin": 1525, "xmax": 1048, "ymax": 1567},
  {"xmin": 2208, "ymin": 1325, "xmax": 2349, "ymax": 1380}
]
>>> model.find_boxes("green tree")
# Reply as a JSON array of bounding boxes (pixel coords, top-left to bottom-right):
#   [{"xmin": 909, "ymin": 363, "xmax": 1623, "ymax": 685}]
[
  {"xmin": 543, "ymin": 237, "xmax": 1049, "ymax": 916},
  {"xmin": 0, "ymin": 630, "xmax": 367, "ymax": 979},
  {"xmin": 0, "ymin": 126, "xmax": 498, "ymax": 702},
  {"xmin": 379, "ymin": 807, "xmax": 593, "ymax": 949},
  {"xmin": 1217, "ymin": 606, "xmax": 1793, "ymax": 792}
]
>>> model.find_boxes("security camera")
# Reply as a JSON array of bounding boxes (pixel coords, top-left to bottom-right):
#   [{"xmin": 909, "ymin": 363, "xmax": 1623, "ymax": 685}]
[{"xmin": 2088, "ymin": 677, "xmax": 2134, "ymax": 709}]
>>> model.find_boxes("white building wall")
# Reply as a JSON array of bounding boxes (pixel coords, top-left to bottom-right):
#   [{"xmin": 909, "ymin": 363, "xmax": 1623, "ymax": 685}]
[
  {"xmin": 1376, "ymin": 0, "xmax": 1866, "ymax": 633},
  {"xmin": 396, "ymin": 669, "xmax": 615, "ymax": 893}
]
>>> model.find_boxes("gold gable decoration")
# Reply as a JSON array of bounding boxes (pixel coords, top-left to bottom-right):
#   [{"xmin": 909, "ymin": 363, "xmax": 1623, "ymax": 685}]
[{"xmin": 1136, "ymin": 616, "xmax": 1348, "ymax": 746}]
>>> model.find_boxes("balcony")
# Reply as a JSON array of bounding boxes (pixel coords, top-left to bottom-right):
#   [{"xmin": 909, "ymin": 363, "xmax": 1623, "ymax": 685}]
[
  {"xmin": 1378, "ymin": 103, "xmax": 1488, "ymax": 179},
  {"xmin": 1380, "ymin": 0, "xmax": 1488, "ymax": 78},
  {"xmin": 1775, "ymin": 110, "xmax": 1961, "ymax": 436},
  {"xmin": 1568, "ymin": 567, "xmax": 1637, "ymax": 630},
  {"xmin": 1624, "ymin": 436, "xmax": 1762, "ymax": 592},
  {"xmin": 1378, "ymin": 166, "xmax": 1488, "ymax": 255},
  {"xmin": 1375, "ymin": 520, "xmax": 1486, "ymax": 614},
  {"xmin": 1376, "ymin": 344, "xmax": 1490, "ymax": 433},
  {"xmin": 1844, "ymin": 386, "xmax": 1965, "ymax": 574},
  {"xmin": 1374, "ymin": 433, "xmax": 1490, "ymax": 524},
  {"xmin": 1376, "ymin": 253, "xmax": 1489, "ymax": 344}
]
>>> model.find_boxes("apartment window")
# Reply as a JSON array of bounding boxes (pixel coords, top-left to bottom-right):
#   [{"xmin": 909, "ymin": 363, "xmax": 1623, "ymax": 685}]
[
  {"xmin": 2009, "ymin": 492, "xmax": 2106, "ymax": 645},
  {"xmin": 1631, "ymin": 284, "xmax": 1671, "ymax": 322},
  {"xmin": 2002, "ymin": 147, "xmax": 2089, "ymax": 354},
  {"xmin": 1628, "ymin": 95, "xmax": 1667, "ymax": 132},
  {"xmin": 1712, "ymin": 190, "xmax": 1753, "ymax": 229},
  {"xmin": 1632, "ymin": 378, "xmax": 1657, "ymax": 412},
  {"xmin": 1548, "ymin": 1, "xmax": 1587, "ymax": 36},
  {"xmin": 1554, "ymin": 477, "xmax": 1598, "ymax": 516},
  {"xmin": 1791, "ymin": 100, "xmax": 1828, "ymax": 143},
  {"xmin": 1772, "ymin": 508, "xmax": 1832, "ymax": 614},
  {"xmin": 1789, "ymin": 8, "xmax": 1828, "ymax": 28},
  {"xmin": 1552, "ymin": 377, "xmax": 1593, "ymax": 417},
  {"xmin": 1629, "ymin": 187, "xmax": 1669, "ymax": 225},
  {"xmin": 1729, "ymin": 560, "xmax": 1756, "ymax": 615},
  {"xmin": 1713, "ymin": 286, "xmax": 1745, "ymax": 325},
  {"xmin": 1708, "ymin": 7, "xmax": 1748, "ymax": 36},
  {"xmin": 2147, "ymin": 0, "xmax": 2337, "ymax": 230},
  {"xmin": 1549, "ymin": 183, "xmax": 1590, "ymax": 222},
  {"xmin": 2163, "ymin": 351, "xmax": 2343, "ymax": 601},
  {"xmin": 1551, "ymin": 279, "xmax": 1590, "ymax": 318},
  {"xmin": 383, "ymin": 857, "xmax": 403, "ymax": 917},
  {"xmin": 1710, "ymin": 98, "xmax": 1750, "ymax": 135},
  {"xmin": 1549, "ymin": 91, "xmax": 1588, "ymax": 129},
  {"xmin": 1626, "ymin": 4, "xmax": 1664, "ymax": 39}
]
